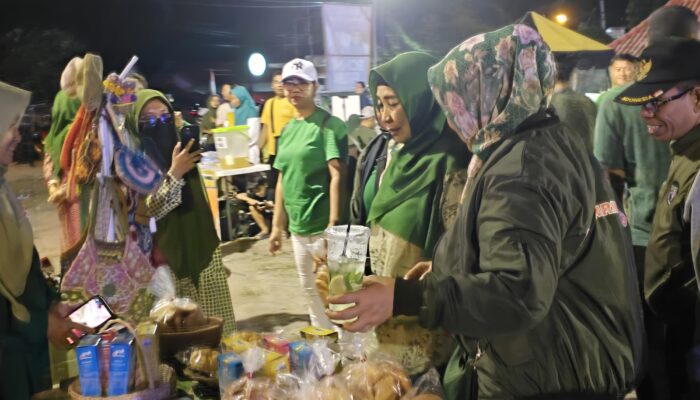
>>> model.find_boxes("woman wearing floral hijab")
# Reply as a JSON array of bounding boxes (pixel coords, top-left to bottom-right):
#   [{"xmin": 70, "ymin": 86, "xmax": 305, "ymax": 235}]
[{"xmin": 328, "ymin": 25, "xmax": 643, "ymax": 399}]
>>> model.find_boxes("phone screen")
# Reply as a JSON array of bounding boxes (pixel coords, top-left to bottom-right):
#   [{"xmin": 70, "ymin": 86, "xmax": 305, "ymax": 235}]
[{"xmin": 69, "ymin": 296, "xmax": 114, "ymax": 329}]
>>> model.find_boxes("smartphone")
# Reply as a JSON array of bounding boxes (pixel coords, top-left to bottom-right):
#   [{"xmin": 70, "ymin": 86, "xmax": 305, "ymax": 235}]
[
  {"xmin": 67, "ymin": 295, "xmax": 115, "ymax": 342},
  {"xmin": 180, "ymin": 125, "xmax": 201, "ymax": 154}
]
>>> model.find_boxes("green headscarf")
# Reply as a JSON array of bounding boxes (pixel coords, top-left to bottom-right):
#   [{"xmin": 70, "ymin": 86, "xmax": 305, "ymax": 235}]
[
  {"xmin": 366, "ymin": 52, "xmax": 468, "ymax": 256},
  {"xmin": 427, "ymin": 24, "xmax": 556, "ymax": 178},
  {"xmin": 44, "ymin": 90, "xmax": 81, "ymax": 178},
  {"xmin": 128, "ymin": 89, "xmax": 219, "ymax": 285}
]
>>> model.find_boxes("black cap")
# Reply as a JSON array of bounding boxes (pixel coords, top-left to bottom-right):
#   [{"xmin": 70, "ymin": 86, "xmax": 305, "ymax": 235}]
[{"xmin": 615, "ymin": 37, "xmax": 700, "ymax": 105}]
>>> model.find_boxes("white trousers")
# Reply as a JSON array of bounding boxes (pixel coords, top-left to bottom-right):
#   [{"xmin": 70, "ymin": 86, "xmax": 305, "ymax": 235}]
[{"xmin": 290, "ymin": 233, "xmax": 334, "ymax": 329}]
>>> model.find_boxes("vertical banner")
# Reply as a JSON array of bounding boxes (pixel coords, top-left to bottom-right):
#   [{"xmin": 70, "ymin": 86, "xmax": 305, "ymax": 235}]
[{"xmin": 322, "ymin": 4, "xmax": 372, "ymax": 92}]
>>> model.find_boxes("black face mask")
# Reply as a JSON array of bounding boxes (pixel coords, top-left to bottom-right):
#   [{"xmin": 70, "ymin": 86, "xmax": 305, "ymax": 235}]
[
  {"xmin": 139, "ymin": 117, "xmax": 194, "ymax": 210},
  {"xmin": 139, "ymin": 118, "xmax": 178, "ymax": 171}
]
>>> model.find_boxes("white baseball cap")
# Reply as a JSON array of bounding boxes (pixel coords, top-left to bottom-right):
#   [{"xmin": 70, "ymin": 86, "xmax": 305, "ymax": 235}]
[{"xmin": 282, "ymin": 58, "xmax": 318, "ymax": 82}]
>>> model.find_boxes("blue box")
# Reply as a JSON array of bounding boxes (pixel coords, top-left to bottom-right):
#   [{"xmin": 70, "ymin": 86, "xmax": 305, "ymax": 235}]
[
  {"xmin": 218, "ymin": 352, "xmax": 244, "ymax": 397},
  {"xmin": 289, "ymin": 341, "xmax": 313, "ymax": 376},
  {"xmin": 107, "ymin": 333, "xmax": 135, "ymax": 396},
  {"xmin": 76, "ymin": 335, "xmax": 102, "ymax": 396}
]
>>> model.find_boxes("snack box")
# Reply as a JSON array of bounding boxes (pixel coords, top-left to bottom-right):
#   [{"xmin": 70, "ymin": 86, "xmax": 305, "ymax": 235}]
[
  {"xmin": 289, "ymin": 341, "xmax": 313, "ymax": 375},
  {"xmin": 221, "ymin": 331, "xmax": 262, "ymax": 354},
  {"xmin": 300, "ymin": 326, "xmax": 338, "ymax": 342},
  {"xmin": 135, "ymin": 322, "xmax": 160, "ymax": 387},
  {"xmin": 260, "ymin": 350, "xmax": 290, "ymax": 378},
  {"xmin": 76, "ymin": 335, "xmax": 102, "ymax": 396},
  {"xmin": 262, "ymin": 334, "xmax": 291, "ymax": 355},
  {"xmin": 107, "ymin": 333, "xmax": 135, "ymax": 396},
  {"xmin": 217, "ymin": 352, "xmax": 244, "ymax": 398}
]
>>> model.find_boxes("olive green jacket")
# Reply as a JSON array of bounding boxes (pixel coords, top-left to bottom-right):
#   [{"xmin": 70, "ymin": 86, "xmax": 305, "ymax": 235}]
[
  {"xmin": 395, "ymin": 114, "xmax": 644, "ymax": 399},
  {"xmin": 0, "ymin": 249, "xmax": 57, "ymax": 399},
  {"xmin": 645, "ymin": 126, "xmax": 700, "ymax": 328}
]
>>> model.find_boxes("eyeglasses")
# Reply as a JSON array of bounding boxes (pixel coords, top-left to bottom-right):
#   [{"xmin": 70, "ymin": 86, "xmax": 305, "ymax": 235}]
[
  {"xmin": 139, "ymin": 113, "xmax": 173, "ymax": 126},
  {"xmin": 642, "ymin": 88, "xmax": 691, "ymax": 114},
  {"xmin": 282, "ymin": 79, "xmax": 311, "ymax": 90}
]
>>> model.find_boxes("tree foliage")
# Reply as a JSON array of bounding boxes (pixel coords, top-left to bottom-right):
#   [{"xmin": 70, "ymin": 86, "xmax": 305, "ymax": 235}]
[
  {"xmin": 626, "ymin": 0, "xmax": 667, "ymax": 27},
  {"xmin": 0, "ymin": 28, "xmax": 85, "ymax": 103}
]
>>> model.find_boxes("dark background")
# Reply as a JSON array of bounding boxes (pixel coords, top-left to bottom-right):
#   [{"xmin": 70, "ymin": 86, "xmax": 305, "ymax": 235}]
[{"xmin": 0, "ymin": 0, "xmax": 660, "ymax": 105}]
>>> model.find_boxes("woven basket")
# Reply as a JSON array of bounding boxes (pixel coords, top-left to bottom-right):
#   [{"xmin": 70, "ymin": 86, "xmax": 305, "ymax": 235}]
[
  {"xmin": 68, "ymin": 320, "xmax": 175, "ymax": 400},
  {"xmin": 158, "ymin": 317, "xmax": 224, "ymax": 358}
]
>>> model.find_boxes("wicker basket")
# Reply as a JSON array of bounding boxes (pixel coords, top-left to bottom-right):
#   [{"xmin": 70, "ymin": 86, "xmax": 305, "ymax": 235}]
[
  {"xmin": 68, "ymin": 320, "xmax": 175, "ymax": 400},
  {"xmin": 158, "ymin": 317, "xmax": 223, "ymax": 358}
]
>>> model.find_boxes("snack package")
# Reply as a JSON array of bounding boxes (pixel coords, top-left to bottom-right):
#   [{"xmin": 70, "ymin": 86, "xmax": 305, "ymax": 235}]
[
  {"xmin": 76, "ymin": 335, "xmax": 102, "ymax": 396},
  {"xmin": 289, "ymin": 341, "xmax": 313, "ymax": 376},
  {"xmin": 260, "ymin": 349, "xmax": 290, "ymax": 378},
  {"xmin": 177, "ymin": 347, "xmax": 221, "ymax": 377},
  {"xmin": 307, "ymin": 376, "xmax": 352, "ymax": 400},
  {"xmin": 221, "ymin": 331, "xmax": 263, "ymax": 354},
  {"xmin": 300, "ymin": 326, "xmax": 338, "ymax": 342},
  {"xmin": 341, "ymin": 358, "xmax": 412, "ymax": 400},
  {"xmin": 308, "ymin": 340, "xmax": 341, "ymax": 381},
  {"xmin": 148, "ymin": 266, "xmax": 206, "ymax": 328},
  {"xmin": 218, "ymin": 352, "xmax": 245, "ymax": 398},
  {"xmin": 262, "ymin": 334, "xmax": 291, "ymax": 355},
  {"xmin": 402, "ymin": 368, "xmax": 446, "ymax": 400},
  {"xmin": 221, "ymin": 347, "xmax": 270, "ymax": 400},
  {"xmin": 107, "ymin": 332, "xmax": 136, "ymax": 396},
  {"xmin": 98, "ymin": 331, "xmax": 117, "ymax": 394},
  {"xmin": 135, "ymin": 322, "xmax": 160, "ymax": 388}
]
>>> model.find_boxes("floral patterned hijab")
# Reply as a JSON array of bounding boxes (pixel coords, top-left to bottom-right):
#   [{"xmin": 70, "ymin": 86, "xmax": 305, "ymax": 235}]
[{"xmin": 427, "ymin": 24, "xmax": 556, "ymax": 177}]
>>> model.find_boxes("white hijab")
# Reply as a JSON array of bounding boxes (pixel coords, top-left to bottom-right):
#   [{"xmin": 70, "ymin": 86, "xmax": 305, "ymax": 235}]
[{"xmin": 0, "ymin": 81, "xmax": 33, "ymax": 322}]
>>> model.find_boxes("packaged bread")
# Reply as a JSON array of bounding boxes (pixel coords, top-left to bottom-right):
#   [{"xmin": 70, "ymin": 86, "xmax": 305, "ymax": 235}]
[
  {"xmin": 342, "ymin": 360, "xmax": 412, "ymax": 400},
  {"xmin": 188, "ymin": 348, "xmax": 220, "ymax": 377},
  {"xmin": 148, "ymin": 267, "xmax": 206, "ymax": 328}
]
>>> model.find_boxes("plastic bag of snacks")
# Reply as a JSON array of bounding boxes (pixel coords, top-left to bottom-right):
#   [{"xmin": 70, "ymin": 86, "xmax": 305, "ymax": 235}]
[
  {"xmin": 402, "ymin": 368, "xmax": 446, "ymax": 399},
  {"xmin": 341, "ymin": 357, "xmax": 413, "ymax": 400},
  {"xmin": 221, "ymin": 347, "xmax": 274, "ymax": 400},
  {"xmin": 148, "ymin": 266, "xmax": 206, "ymax": 329},
  {"xmin": 176, "ymin": 347, "xmax": 221, "ymax": 378}
]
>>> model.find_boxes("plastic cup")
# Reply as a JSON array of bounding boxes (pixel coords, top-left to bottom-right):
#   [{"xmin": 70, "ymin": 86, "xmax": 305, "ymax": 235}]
[{"xmin": 324, "ymin": 225, "xmax": 370, "ymax": 324}]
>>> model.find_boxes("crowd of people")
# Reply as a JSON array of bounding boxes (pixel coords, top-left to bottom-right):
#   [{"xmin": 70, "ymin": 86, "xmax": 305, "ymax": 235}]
[{"xmin": 5, "ymin": 4, "xmax": 700, "ymax": 400}]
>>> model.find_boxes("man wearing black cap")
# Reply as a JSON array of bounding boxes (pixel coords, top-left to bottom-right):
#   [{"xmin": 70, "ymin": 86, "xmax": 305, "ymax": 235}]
[{"xmin": 616, "ymin": 37, "xmax": 700, "ymax": 400}]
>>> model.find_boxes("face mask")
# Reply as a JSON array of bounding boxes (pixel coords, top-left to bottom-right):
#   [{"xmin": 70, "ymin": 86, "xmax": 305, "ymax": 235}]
[{"xmin": 139, "ymin": 118, "xmax": 178, "ymax": 171}]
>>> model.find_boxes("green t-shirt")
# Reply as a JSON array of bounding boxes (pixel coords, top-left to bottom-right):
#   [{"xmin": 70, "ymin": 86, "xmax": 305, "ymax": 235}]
[
  {"xmin": 274, "ymin": 108, "xmax": 348, "ymax": 235},
  {"xmin": 593, "ymin": 84, "xmax": 672, "ymax": 246}
]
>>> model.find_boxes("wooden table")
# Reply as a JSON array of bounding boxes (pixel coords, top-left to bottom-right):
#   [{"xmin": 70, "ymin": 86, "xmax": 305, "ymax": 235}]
[{"xmin": 199, "ymin": 163, "xmax": 271, "ymax": 240}]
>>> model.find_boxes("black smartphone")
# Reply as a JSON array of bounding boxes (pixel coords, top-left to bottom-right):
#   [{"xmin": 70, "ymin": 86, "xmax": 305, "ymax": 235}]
[
  {"xmin": 67, "ymin": 295, "xmax": 115, "ymax": 342},
  {"xmin": 180, "ymin": 125, "xmax": 201, "ymax": 154}
]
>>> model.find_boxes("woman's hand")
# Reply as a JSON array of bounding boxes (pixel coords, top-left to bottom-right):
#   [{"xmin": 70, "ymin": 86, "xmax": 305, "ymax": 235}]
[
  {"xmin": 326, "ymin": 276, "xmax": 395, "ymax": 332},
  {"xmin": 47, "ymin": 302, "xmax": 94, "ymax": 348},
  {"xmin": 269, "ymin": 228, "xmax": 283, "ymax": 255},
  {"xmin": 168, "ymin": 140, "xmax": 202, "ymax": 180},
  {"xmin": 404, "ymin": 260, "xmax": 432, "ymax": 280}
]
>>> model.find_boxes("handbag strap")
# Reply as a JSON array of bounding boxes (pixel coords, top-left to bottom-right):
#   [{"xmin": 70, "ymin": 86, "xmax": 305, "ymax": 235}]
[{"xmin": 269, "ymin": 98, "xmax": 275, "ymax": 134}]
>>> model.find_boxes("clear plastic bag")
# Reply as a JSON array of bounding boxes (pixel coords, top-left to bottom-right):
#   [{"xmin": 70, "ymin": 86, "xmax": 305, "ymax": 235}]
[
  {"xmin": 148, "ymin": 266, "xmax": 206, "ymax": 328},
  {"xmin": 175, "ymin": 346, "xmax": 220, "ymax": 378},
  {"xmin": 402, "ymin": 368, "xmax": 446, "ymax": 399},
  {"xmin": 221, "ymin": 347, "xmax": 271, "ymax": 400},
  {"xmin": 341, "ymin": 358, "xmax": 413, "ymax": 400}
]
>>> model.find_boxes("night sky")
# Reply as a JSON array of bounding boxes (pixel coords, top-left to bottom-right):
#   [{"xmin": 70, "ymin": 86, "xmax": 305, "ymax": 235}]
[{"xmin": 0, "ymin": 0, "xmax": 629, "ymax": 104}]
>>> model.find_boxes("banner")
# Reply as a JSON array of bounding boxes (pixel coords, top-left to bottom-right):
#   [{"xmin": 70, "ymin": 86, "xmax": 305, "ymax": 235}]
[{"xmin": 322, "ymin": 4, "xmax": 372, "ymax": 92}]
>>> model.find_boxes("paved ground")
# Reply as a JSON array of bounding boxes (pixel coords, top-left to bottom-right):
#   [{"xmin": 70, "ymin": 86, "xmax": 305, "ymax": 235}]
[{"xmin": 6, "ymin": 163, "xmax": 310, "ymax": 335}]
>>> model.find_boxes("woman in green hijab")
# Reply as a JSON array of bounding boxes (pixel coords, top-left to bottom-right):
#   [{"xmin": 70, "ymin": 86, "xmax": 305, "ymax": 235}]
[
  {"xmin": 129, "ymin": 89, "xmax": 236, "ymax": 334},
  {"xmin": 354, "ymin": 52, "xmax": 468, "ymax": 374}
]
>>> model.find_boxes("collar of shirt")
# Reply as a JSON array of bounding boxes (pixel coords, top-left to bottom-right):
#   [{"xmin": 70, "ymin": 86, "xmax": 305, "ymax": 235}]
[{"xmin": 671, "ymin": 124, "xmax": 700, "ymax": 156}]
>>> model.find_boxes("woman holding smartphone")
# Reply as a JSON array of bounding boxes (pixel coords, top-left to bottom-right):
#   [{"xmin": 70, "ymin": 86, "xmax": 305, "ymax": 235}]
[
  {"xmin": 268, "ymin": 58, "xmax": 348, "ymax": 329},
  {"xmin": 0, "ymin": 82, "xmax": 91, "ymax": 399},
  {"xmin": 128, "ymin": 89, "xmax": 236, "ymax": 335}
]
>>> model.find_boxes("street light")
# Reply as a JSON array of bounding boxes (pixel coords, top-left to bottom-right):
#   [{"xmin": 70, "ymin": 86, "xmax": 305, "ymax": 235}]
[
  {"xmin": 248, "ymin": 53, "xmax": 266, "ymax": 77},
  {"xmin": 555, "ymin": 13, "xmax": 568, "ymax": 25}
]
